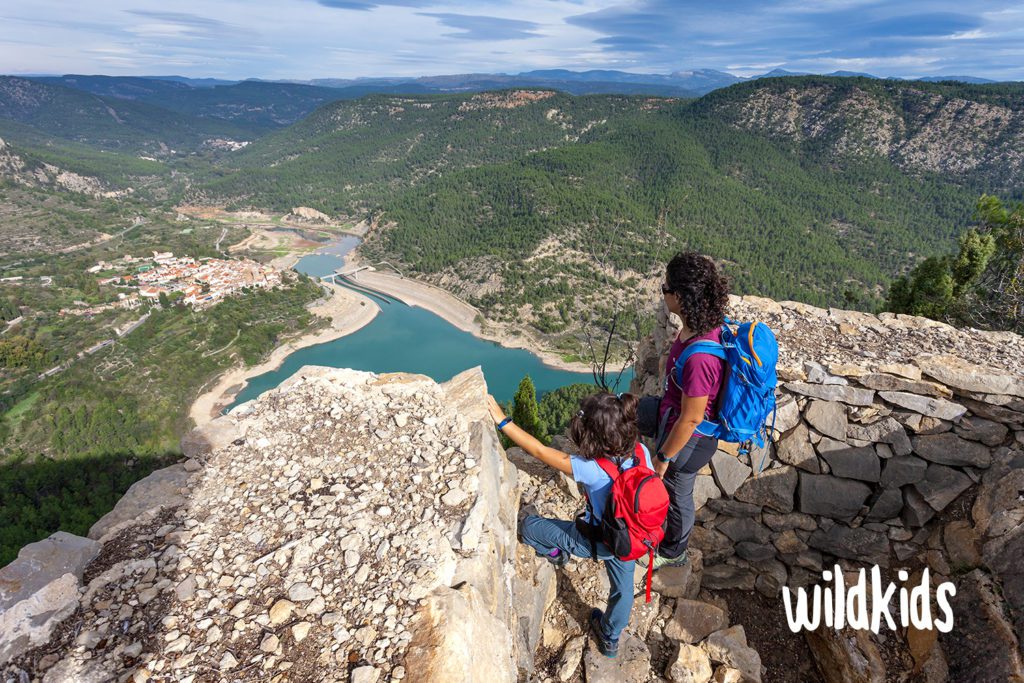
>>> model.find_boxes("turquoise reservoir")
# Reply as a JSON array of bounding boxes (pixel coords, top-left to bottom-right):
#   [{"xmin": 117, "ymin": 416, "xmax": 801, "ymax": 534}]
[{"xmin": 229, "ymin": 249, "xmax": 633, "ymax": 407}]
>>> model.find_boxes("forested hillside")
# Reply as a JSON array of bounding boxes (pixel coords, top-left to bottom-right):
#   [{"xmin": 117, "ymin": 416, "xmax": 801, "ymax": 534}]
[
  {"xmin": 697, "ymin": 76, "xmax": 1024, "ymax": 190},
  {"xmin": 32, "ymin": 76, "xmax": 352, "ymax": 131},
  {"xmin": 0, "ymin": 77, "xmax": 252, "ymax": 154},
  {"xmin": 198, "ymin": 79, "xmax": 1024, "ymax": 322}
]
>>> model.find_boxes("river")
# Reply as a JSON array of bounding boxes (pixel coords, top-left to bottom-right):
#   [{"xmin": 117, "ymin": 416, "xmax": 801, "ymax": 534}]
[{"xmin": 229, "ymin": 241, "xmax": 633, "ymax": 407}]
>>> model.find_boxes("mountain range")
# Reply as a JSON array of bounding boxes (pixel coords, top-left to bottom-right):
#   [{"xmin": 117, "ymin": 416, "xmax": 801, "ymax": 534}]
[
  {"xmin": 25, "ymin": 67, "xmax": 1004, "ymax": 102},
  {"xmin": 1, "ymin": 71, "xmax": 1022, "ymax": 338}
]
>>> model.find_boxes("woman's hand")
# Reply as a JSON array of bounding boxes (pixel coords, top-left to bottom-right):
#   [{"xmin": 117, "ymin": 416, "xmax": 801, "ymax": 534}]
[
  {"xmin": 486, "ymin": 395, "xmax": 507, "ymax": 425},
  {"xmin": 654, "ymin": 458, "xmax": 670, "ymax": 478}
]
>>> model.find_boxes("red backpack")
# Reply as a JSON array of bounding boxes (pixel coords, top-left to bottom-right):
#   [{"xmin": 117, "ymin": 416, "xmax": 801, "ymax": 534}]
[{"xmin": 576, "ymin": 443, "xmax": 670, "ymax": 602}]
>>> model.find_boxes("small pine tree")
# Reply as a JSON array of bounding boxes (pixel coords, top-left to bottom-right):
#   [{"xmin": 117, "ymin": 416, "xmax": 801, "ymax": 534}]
[{"xmin": 512, "ymin": 375, "xmax": 545, "ymax": 442}]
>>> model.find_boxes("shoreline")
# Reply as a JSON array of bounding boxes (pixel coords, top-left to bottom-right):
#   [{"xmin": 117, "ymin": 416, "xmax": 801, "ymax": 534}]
[
  {"xmin": 188, "ymin": 281, "xmax": 380, "ymax": 427},
  {"xmin": 191, "ymin": 237, "xmax": 628, "ymax": 428},
  {"xmin": 349, "ymin": 266, "xmax": 619, "ymax": 376}
]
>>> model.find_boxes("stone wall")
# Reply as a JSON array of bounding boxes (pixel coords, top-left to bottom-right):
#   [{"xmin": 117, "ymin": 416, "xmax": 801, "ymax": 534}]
[
  {"xmin": 0, "ymin": 367, "xmax": 555, "ymax": 682},
  {"xmin": 631, "ymin": 296, "xmax": 1024, "ymax": 681}
]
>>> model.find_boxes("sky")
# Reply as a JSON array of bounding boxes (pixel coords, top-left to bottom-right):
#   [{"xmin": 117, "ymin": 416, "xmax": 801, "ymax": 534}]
[{"xmin": 1, "ymin": 0, "xmax": 1022, "ymax": 81}]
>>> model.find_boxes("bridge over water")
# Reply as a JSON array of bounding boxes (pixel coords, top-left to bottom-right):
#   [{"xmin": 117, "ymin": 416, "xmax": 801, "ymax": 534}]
[{"xmin": 321, "ymin": 266, "xmax": 405, "ymax": 305}]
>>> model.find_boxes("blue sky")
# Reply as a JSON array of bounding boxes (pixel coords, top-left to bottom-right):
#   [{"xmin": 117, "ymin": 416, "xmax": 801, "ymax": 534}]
[{"xmin": 1, "ymin": 1, "xmax": 1022, "ymax": 80}]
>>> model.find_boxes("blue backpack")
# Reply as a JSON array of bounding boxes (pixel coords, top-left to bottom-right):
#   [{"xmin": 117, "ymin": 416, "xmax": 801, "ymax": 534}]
[{"xmin": 674, "ymin": 319, "xmax": 779, "ymax": 471}]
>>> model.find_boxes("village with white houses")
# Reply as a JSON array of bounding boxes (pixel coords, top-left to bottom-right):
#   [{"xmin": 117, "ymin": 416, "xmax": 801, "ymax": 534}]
[{"xmin": 60, "ymin": 252, "xmax": 283, "ymax": 317}]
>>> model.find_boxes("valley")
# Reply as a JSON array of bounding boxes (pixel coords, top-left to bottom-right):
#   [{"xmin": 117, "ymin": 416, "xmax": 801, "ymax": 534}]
[{"xmin": 1, "ymin": 72, "xmax": 1022, "ymax": 567}]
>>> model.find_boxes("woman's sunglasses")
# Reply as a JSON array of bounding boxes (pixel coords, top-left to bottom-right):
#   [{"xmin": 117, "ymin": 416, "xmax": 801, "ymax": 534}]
[{"xmin": 661, "ymin": 283, "xmax": 673, "ymax": 295}]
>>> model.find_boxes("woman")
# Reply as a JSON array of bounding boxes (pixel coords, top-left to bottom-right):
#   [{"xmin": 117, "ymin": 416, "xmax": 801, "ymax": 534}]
[
  {"xmin": 638, "ymin": 251, "xmax": 729, "ymax": 570},
  {"xmin": 486, "ymin": 391, "xmax": 651, "ymax": 659}
]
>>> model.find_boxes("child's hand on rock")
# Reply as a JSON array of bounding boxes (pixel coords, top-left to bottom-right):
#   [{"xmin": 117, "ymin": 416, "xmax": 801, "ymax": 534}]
[{"xmin": 486, "ymin": 395, "xmax": 506, "ymax": 425}]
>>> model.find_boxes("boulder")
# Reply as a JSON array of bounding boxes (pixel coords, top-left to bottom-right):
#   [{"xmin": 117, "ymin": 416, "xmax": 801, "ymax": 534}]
[
  {"xmin": 971, "ymin": 454, "xmax": 1024, "ymax": 537},
  {"xmin": 954, "ymin": 416, "xmax": 1009, "ymax": 446},
  {"xmin": 984, "ymin": 524, "xmax": 1024, "ymax": 644},
  {"xmin": 856, "ymin": 373, "xmax": 951, "ymax": 398},
  {"xmin": 556, "ymin": 636, "xmax": 586, "ymax": 682},
  {"xmin": 798, "ymin": 473, "xmax": 871, "ymax": 521},
  {"xmin": 0, "ymin": 532, "xmax": 101, "ymax": 665},
  {"xmin": 650, "ymin": 548, "xmax": 704, "ymax": 599},
  {"xmin": 807, "ymin": 525, "xmax": 890, "ymax": 567},
  {"xmin": 912, "ymin": 433, "xmax": 992, "ymax": 468},
  {"xmin": 774, "ymin": 397, "xmax": 802, "ymax": 433},
  {"xmin": 716, "ymin": 517, "xmax": 772, "ymax": 545},
  {"xmin": 959, "ymin": 398, "xmax": 1024, "ymax": 428},
  {"xmin": 777, "ymin": 422, "xmax": 821, "ymax": 473},
  {"xmin": 880, "ymin": 456, "xmax": 928, "ymax": 488},
  {"xmin": 713, "ymin": 666, "xmax": 745, "ymax": 683},
  {"xmin": 914, "ymin": 464, "xmax": 972, "ymax": 513},
  {"xmin": 404, "ymin": 585, "xmax": 517, "ymax": 682},
  {"xmin": 691, "ymin": 526, "xmax": 734, "ymax": 564},
  {"xmin": 847, "ymin": 417, "xmax": 912, "ymax": 455},
  {"xmin": 629, "ymin": 592, "xmax": 661, "ymax": 641},
  {"xmin": 755, "ymin": 560, "xmax": 788, "ymax": 598},
  {"xmin": 879, "ymin": 392, "xmax": 966, "ymax": 421},
  {"xmin": 784, "ymin": 382, "xmax": 874, "ymax": 406},
  {"xmin": 866, "ymin": 488, "xmax": 903, "ymax": 521},
  {"xmin": 711, "ymin": 451, "xmax": 752, "ymax": 497},
  {"xmin": 702, "ymin": 563, "xmax": 758, "ymax": 591},
  {"xmin": 917, "ymin": 354, "xmax": 1024, "ymax": 398},
  {"xmin": 773, "ymin": 529, "xmax": 808, "ymax": 554},
  {"xmin": 694, "ymin": 474, "xmax": 723, "ymax": 511},
  {"xmin": 943, "ymin": 520, "xmax": 981, "ymax": 571},
  {"xmin": 877, "ymin": 363, "xmax": 922, "ymax": 380},
  {"xmin": 88, "ymin": 463, "xmax": 190, "ymax": 540},
  {"xmin": 512, "ymin": 549, "xmax": 557, "ymax": 673},
  {"xmin": 702, "ymin": 625, "xmax": 762, "ymax": 683},
  {"xmin": 706, "ymin": 498, "xmax": 762, "ymax": 517},
  {"xmin": 763, "ymin": 511, "xmax": 817, "ymax": 532},
  {"xmin": 665, "ymin": 599, "xmax": 729, "ymax": 644},
  {"xmin": 735, "ymin": 542, "xmax": 777, "ymax": 563},
  {"xmin": 816, "ymin": 438, "xmax": 880, "ymax": 482},
  {"xmin": 901, "ymin": 487, "xmax": 936, "ymax": 528},
  {"xmin": 666, "ymin": 643, "xmax": 714, "ymax": 683},
  {"xmin": 733, "ymin": 465, "xmax": 797, "ymax": 513},
  {"xmin": 804, "ymin": 401, "xmax": 848, "ymax": 441},
  {"xmin": 941, "ymin": 570, "xmax": 1024, "ymax": 682},
  {"xmin": 805, "ymin": 627, "xmax": 885, "ymax": 683},
  {"xmin": 583, "ymin": 633, "xmax": 651, "ymax": 683}
]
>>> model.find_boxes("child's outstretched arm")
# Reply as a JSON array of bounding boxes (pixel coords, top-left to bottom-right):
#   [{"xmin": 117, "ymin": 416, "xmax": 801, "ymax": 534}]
[{"xmin": 486, "ymin": 395, "xmax": 573, "ymax": 476}]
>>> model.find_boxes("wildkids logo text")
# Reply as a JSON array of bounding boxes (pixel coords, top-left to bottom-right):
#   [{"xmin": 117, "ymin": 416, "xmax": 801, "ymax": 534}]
[{"xmin": 782, "ymin": 565, "xmax": 956, "ymax": 634}]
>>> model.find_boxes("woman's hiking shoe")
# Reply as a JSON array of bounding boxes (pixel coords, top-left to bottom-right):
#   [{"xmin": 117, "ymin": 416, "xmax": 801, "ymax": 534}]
[
  {"xmin": 589, "ymin": 609, "xmax": 619, "ymax": 658},
  {"xmin": 651, "ymin": 550, "xmax": 689, "ymax": 571}
]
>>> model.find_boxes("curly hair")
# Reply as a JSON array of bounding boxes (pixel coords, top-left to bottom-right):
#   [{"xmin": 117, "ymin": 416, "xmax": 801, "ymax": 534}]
[
  {"xmin": 665, "ymin": 252, "xmax": 730, "ymax": 335},
  {"xmin": 569, "ymin": 392, "xmax": 640, "ymax": 461}
]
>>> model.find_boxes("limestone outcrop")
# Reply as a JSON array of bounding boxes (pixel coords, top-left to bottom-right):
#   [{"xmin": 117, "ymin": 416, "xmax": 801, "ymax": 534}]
[
  {"xmin": 0, "ymin": 367, "xmax": 553, "ymax": 681},
  {"xmin": 286, "ymin": 207, "xmax": 332, "ymax": 224}
]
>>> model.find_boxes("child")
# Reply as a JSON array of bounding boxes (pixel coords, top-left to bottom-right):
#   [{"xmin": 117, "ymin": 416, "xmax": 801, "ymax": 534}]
[{"xmin": 487, "ymin": 391, "xmax": 652, "ymax": 658}]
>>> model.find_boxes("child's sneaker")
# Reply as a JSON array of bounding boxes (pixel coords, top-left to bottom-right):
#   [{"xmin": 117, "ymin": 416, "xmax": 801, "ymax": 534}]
[
  {"xmin": 589, "ymin": 609, "xmax": 619, "ymax": 658},
  {"xmin": 544, "ymin": 548, "xmax": 569, "ymax": 568}
]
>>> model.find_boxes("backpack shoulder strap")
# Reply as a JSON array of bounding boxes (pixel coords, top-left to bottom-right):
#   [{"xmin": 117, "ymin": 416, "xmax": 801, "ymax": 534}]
[
  {"xmin": 594, "ymin": 457, "xmax": 620, "ymax": 482},
  {"xmin": 674, "ymin": 339, "xmax": 727, "ymax": 385},
  {"xmin": 634, "ymin": 442, "xmax": 648, "ymax": 468}
]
